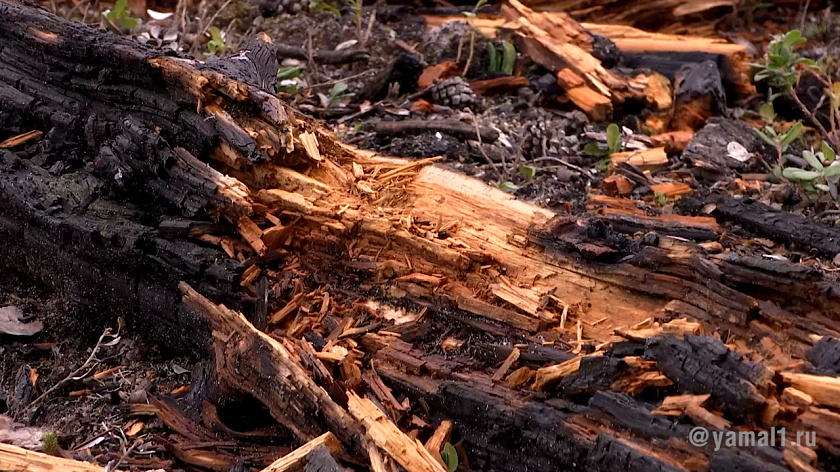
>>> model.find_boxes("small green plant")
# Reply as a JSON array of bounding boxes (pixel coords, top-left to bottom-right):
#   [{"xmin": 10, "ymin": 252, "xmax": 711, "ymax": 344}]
[
  {"xmin": 440, "ymin": 442, "xmax": 459, "ymax": 472},
  {"xmin": 751, "ymin": 29, "xmax": 840, "ymax": 152},
  {"xmin": 206, "ymin": 27, "xmax": 227, "ymax": 56},
  {"xmin": 277, "ymin": 66, "xmax": 303, "ymax": 81},
  {"xmin": 518, "ymin": 164, "xmax": 536, "ymax": 180},
  {"xmin": 457, "ymin": 0, "xmax": 490, "ymax": 75},
  {"xmin": 751, "ymin": 30, "xmax": 817, "ymax": 92},
  {"xmin": 584, "ymin": 123, "xmax": 622, "ymax": 157},
  {"xmin": 655, "ymin": 192, "xmax": 668, "ymax": 205},
  {"xmin": 754, "ymin": 103, "xmax": 804, "ymax": 163},
  {"xmin": 329, "ymin": 82, "xmax": 354, "ymax": 106},
  {"xmin": 486, "ymin": 42, "xmax": 500, "ymax": 73},
  {"xmin": 276, "ymin": 66, "xmax": 303, "ymax": 94},
  {"xmin": 499, "ymin": 181, "xmax": 519, "ymax": 193},
  {"xmin": 486, "ymin": 41, "xmax": 516, "ymax": 75},
  {"xmin": 500, "ymin": 41, "xmax": 516, "ymax": 75},
  {"xmin": 783, "ymin": 142, "xmax": 840, "ymax": 201},
  {"xmin": 461, "ymin": 0, "xmax": 488, "ymax": 18},
  {"xmin": 43, "ymin": 431, "xmax": 59, "ymax": 455},
  {"xmin": 309, "ymin": 0, "xmax": 341, "ymax": 16},
  {"xmin": 105, "ymin": 0, "xmax": 139, "ymax": 29}
]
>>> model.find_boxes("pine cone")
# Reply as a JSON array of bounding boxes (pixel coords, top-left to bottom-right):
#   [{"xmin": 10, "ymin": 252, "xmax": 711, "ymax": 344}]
[
  {"xmin": 522, "ymin": 110, "xmax": 586, "ymax": 159},
  {"xmin": 429, "ymin": 77, "xmax": 478, "ymax": 110}
]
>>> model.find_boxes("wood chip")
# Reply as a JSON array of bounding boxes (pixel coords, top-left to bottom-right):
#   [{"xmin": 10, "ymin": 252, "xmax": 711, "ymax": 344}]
[
  {"xmin": 610, "ymin": 148, "xmax": 668, "ymax": 170},
  {"xmin": 260, "ymin": 432, "xmax": 341, "ymax": 471},
  {"xmin": 492, "ymin": 347, "xmax": 521, "ymax": 381},
  {"xmin": 298, "ymin": 131, "xmax": 323, "ymax": 162},
  {"xmin": 780, "ymin": 372, "xmax": 840, "ymax": 409},
  {"xmin": 0, "ymin": 130, "xmax": 42, "ymax": 149},
  {"xmin": 237, "ymin": 216, "xmax": 267, "ymax": 255}
]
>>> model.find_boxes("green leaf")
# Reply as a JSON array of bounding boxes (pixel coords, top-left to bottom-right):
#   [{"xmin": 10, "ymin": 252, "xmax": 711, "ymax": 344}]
[
  {"xmin": 816, "ymin": 183, "xmax": 831, "ymax": 191},
  {"xmin": 780, "ymin": 122, "xmax": 803, "ymax": 149},
  {"xmin": 655, "ymin": 192, "xmax": 667, "ymax": 205},
  {"xmin": 277, "ymin": 84, "xmax": 298, "ymax": 94},
  {"xmin": 759, "ymin": 102, "xmax": 776, "ymax": 123},
  {"xmin": 475, "ymin": 0, "xmax": 489, "ymax": 9},
  {"xmin": 441, "ymin": 443, "xmax": 459, "ymax": 472},
  {"xmin": 486, "ymin": 42, "xmax": 499, "ymax": 72},
  {"xmin": 803, "ymin": 150, "xmax": 824, "ymax": 170},
  {"xmin": 583, "ymin": 142, "xmax": 609, "ymax": 156},
  {"xmin": 754, "ymin": 128, "xmax": 777, "ymax": 148},
  {"xmin": 110, "ymin": 0, "xmax": 126, "ymax": 19},
  {"xmin": 501, "ymin": 41, "xmax": 516, "ymax": 75},
  {"xmin": 783, "ymin": 167, "xmax": 821, "ymax": 181},
  {"xmin": 782, "ymin": 29, "xmax": 805, "ymax": 48},
  {"xmin": 753, "ymin": 69, "xmax": 773, "ymax": 82},
  {"xmin": 799, "ymin": 58, "xmax": 819, "ymax": 68},
  {"xmin": 209, "ymin": 27, "xmax": 223, "ymax": 44},
  {"xmin": 331, "ymin": 82, "xmax": 349, "ymax": 97},
  {"xmin": 606, "ymin": 123, "xmax": 621, "ymax": 153},
  {"xmin": 518, "ymin": 164, "xmax": 536, "ymax": 180},
  {"xmin": 277, "ymin": 66, "xmax": 303, "ymax": 80},
  {"xmin": 499, "ymin": 181, "xmax": 519, "ymax": 193},
  {"xmin": 823, "ymin": 142, "xmax": 836, "ymax": 162},
  {"xmin": 310, "ymin": 0, "xmax": 341, "ymax": 16},
  {"xmin": 824, "ymin": 163, "xmax": 840, "ymax": 178},
  {"xmin": 120, "ymin": 16, "xmax": 138, "ymax": 28}
]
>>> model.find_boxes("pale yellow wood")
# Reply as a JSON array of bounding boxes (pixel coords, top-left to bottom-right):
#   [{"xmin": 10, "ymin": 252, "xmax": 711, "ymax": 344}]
[
  {"xmin": 610, "ymin": 148, "xmax": 669, "ymax": 170},
  {"xmin": 346, "ymin": 392, "xmax": 447, "ymax": 472},
  {"xmin": 533, "ymin": 356, "xmax": 583, "ymax": 390},
  {"xmin": 780, "ymin": 373, "xmax": 840, "ymax": 409},
  {"xmin": 0, "ymin": 443, "xmax": 115, "ymax": 472},
  {"xmin": 260, "ymin": 432, "xmax": 341, "ymax": 471}
]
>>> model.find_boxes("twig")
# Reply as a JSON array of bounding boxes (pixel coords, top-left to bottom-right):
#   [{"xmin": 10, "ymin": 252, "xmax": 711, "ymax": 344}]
[
  {"xmin": 792, "ymin": 77, "xmax": 838, "ymax": 150},
  {"xmin": 274, "ymin": 44, "xmax": 369, "ymax": 65},
  {"xmin": 466, "ymin": 109, "xmax": 503, "ymax": 181},
  {"xmin": 107, "ymin": 440, "xmax": 140, "ymax": 472},
  {"xmin": 533, "ymin": 156, "xmax": 587, "ymax": 174},
  {"xmin": 22, "ymin": 328, "xmax": 113, "ymax": 415},
  {"xmin": 362, "ymin": 11, "xmax": 376, "ymax": 48},
  {"xmin": 815, "ymin": 209, "xmax": 840, "ymax": 219},
  {"xmin": 300, "ymin": 70, "xmax": 376, "ymax": 92},
  {"xmin": 371, "ymin": 119, "xmax": 499, "ymax": 142},
  {"xmin": 462, "ymin": 31, "xmax": 476, "ymax": 76},
  {"xmin": 198, "ymin": 0, "xmax": 234, "ymax": 38},
  {"xmin": 799, "ymin": 0, "xmax": 811, "ymax": 31}
]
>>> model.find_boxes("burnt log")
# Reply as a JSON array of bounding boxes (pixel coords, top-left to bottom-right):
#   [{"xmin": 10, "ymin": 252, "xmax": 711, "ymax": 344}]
[{"xmin": 711, "ymin": 197, "xmax": 840, "ymax": 258}]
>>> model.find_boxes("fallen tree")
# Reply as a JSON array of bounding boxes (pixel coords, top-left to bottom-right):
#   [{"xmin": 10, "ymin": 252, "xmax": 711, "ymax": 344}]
[{"xmin": 1, "ymin": 1, "xmax": 840, "ymax": 471}]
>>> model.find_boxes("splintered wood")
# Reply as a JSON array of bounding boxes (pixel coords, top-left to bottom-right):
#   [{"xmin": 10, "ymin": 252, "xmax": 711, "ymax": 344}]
[
  {"xmin": 0, "ymin": 443, "xmax": 116, "ymax": 472},
  {"xmin": 346, "ymin": 392, "xmax": 448, "ymax": 472},
  {"xmin": 501, "ymin": 0, "xmax": 643, "ymax": 119},
  {"xmin": 261, "ymin": 432, "xmax": 341, "ymax": 472}
]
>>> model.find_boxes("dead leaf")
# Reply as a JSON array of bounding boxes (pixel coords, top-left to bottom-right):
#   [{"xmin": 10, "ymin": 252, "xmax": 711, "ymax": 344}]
[
  {"xmin": 125, "ymin": 421, "xmax": 145, "ymax": 437},
  {"xmin": 418, "ymin": 61, "xmax": 459, "ymax": 88},
  {"xmin": 411, "ymin": 99, "xmax": 434, "ymax": 113},
  {"xmin": 0, "ymin": 306, "xmax": 43, "ymax": 336},
  {"xmin": 727, "ymin": 141, "xmax": 751, "ymax": 162}
]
